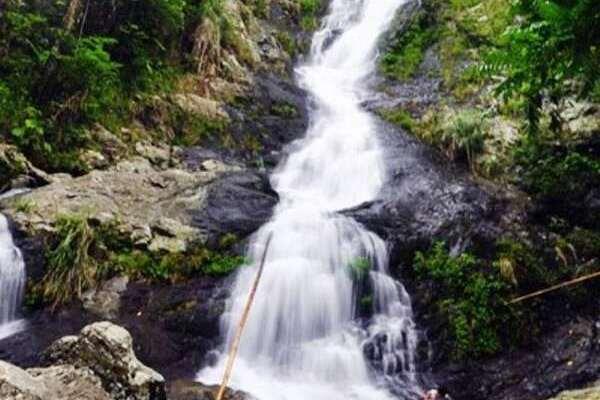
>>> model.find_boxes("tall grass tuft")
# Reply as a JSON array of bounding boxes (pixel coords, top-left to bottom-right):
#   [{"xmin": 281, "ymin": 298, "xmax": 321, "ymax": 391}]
[{"xmin": 41, "ymin": 215, "xmax": 97, "ymax": 307}]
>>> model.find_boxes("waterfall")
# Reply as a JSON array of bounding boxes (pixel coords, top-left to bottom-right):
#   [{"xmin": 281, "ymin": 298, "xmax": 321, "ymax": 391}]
[
  {"xmin": 197, "ymin": 0, "xmax": 421, "ymax": 399},
  {"xmin": 0, "ymin": 213, "xmax": 26, "ymax": 340}
]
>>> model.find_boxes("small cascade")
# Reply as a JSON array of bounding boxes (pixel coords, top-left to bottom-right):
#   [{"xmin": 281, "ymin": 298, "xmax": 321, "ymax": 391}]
[{"xmin": 0, "ymin": 213, "xmax": 26, "ymax": 340}]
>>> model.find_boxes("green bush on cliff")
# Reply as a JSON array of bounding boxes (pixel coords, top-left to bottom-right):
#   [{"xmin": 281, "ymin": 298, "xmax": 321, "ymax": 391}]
[
  {"xmin": 514, "ymin": 138, "xmax": 600, "ymax": 227},
  {"xmin": 381, "ymin": 12, "xmax": 436, "ymax": 80},
  {"xmin": 414, "ymin": 242, "xmax": 514, "ymax": 359},
  {"xmin": 299, "ymin": 0, "xmax": 321, "ymax": 30},
  {"xmin": 482, "ymin": 0, "xmax": 600, "ymax": 134},
  {"xmin": 0, "ymin": 0, "xmax": 205, "ymax": 173}
]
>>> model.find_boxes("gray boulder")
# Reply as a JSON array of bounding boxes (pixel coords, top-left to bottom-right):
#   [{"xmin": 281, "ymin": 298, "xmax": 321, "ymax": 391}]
[
  {"xmin": 44, "ymin": 321, "xmax": 166, "ymax": 400},
  {"xmin": 0, "ymin": 360, "xmax": 111, "ymax": 400}
]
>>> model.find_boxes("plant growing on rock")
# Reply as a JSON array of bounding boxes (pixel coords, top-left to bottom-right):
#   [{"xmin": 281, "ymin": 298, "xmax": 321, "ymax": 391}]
[
  {"xmin": 481, "ymin": 0, "xmax": 600, "ymax": 135},
  {"xmin": 414, "ymin": 242, "xmax": 515, "ymax": 360},
  {"xmin": 41, "ymin": 215, "xmax": 97, "ymax": 307},
  {"xmin": 442, "ymin": 109, "xmax": 488, "ymax": 171}
]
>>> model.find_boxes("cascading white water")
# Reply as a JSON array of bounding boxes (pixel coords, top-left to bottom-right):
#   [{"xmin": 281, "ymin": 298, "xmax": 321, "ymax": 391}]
[
  {"xmin": 197, "ymin": 0, "xmax": 421, "ymax": 398},
  {"xmin": 0, "ymin": 213, "xmax": 26, "ymax": 340}
]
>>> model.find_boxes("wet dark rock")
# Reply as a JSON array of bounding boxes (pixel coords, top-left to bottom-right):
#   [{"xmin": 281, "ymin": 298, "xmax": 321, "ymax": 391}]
[
  {"xmin": 225, "ymin": 72, "xmax": 310, "ymax": 167},
  {"xmin": 345, "ymin": 120, "xmax": 524, "ymax": 267},
  {"xmin": 0, "ymin": 277, "xmax": 229, "ymax": 381},
  {"xmin": 191, "ymin": 171, "xmax": 278, "ymax": 246},
  {"xmin": 434, "ymin": 314, "xmax": 600, "ymax": 400}
]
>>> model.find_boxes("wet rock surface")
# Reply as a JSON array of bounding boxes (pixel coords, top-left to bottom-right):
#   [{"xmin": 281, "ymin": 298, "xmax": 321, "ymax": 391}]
[
  {"xmin": 433, "ymin": 311, "xmax": 600, "ymax": 400},
  {"xmin": 0, "ymin": 277, "xmax": 229, "ymax": 381},
  {"xmin": 345, "ymin": 119, "xmax": 525, "ymax": 267}
]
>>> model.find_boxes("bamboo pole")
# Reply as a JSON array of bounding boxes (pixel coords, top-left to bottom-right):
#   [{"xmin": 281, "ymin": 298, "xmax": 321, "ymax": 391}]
[
  {"xmin": 215, "ymin": 232, "xmax": 274, "ymax": 400},
  {"xmin": 509, "ymin": 269, "xmax": 600, "ymax": 304},
  {"xmin": 63, "ymin": 0, "xmax": 82, "ymax": 31}
]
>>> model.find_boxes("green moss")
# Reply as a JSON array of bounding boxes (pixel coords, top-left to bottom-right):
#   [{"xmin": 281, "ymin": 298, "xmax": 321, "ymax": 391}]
[
  {"xmin": 348, "ymin": 257, "xmax": 371, "ymax": 281},
  {"xmin": 377, "ymin": 108, "xmax": 416, "ymax": 132},
  {"xmin": 276, "ymin": 31, "xmax": 297, "ymax": 58},
  {"xmin": 271, "ymin": 102, "xmax": 298, "ymax": 119},
  {"xmin": 168, "ymin": 104, "xmax": 229, "ymax": 147},
  {"xmin": 381, "ymin": 13, "xmax": 436, "ymax": 80},
  {"xmin": 299, "ymin": 0, "xmax": 321, "ymax": 31}
]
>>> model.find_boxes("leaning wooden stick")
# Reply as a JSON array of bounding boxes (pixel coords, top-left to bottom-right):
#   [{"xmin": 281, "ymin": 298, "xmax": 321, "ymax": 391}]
[
  {"xmin": 509, "ymin": 269, "xmax": 600, "ymax": 304},
  {"xmin": 215, "ymin": 232, "xmax": 274, "ymax": 400}
]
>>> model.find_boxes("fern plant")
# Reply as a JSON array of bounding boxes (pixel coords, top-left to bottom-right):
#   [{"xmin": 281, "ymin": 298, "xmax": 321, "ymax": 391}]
[{"xmin": 481, "ymin": 0, "xmax": 600, "ymax": 135}]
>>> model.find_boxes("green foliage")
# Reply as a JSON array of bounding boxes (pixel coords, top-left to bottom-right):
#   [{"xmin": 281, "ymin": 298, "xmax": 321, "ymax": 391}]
[
  {"xmin": 0, "ymin": 0, "xmax": 203, "ymax": 172},
  {"xmin": 514, "ymin": 138, "xmax": 600, "ymax": 226},
  {"xmin": 102, "ymin": 242, "xmax": 245, "ymax": 281},
  {"xmin": 204, "ymin": 254, "xmax": 247, "ymax": 276},
  {"xmin": 32, "ymin": 211, "xmax": 245, "ymax": 305},
  {"xmin": 378, "ymin": 108, "xmax": 416, "ymax": 132},
  {"xmin": 271, "ymin": 102, "xmax": 298, "ymax": 119},
  {"xmin": 299, "ymin": 0, "xmax": 321, "ymax": 30},
  {"xmin": 348, "ymin": 257, "xmax": 372, "ymax": 281},
  {"xmin": 276, "ymin": 31, "xmax": 297, "ymax": 58},
  {"xmin": 381, "ymin": 13, "xmax": 435, "ymax": 80},
  {"xmin": 562, "ymin": 228, "xmax": 600, "ymax": 261},
  {"xmin": 442, "ymin": 109, "xmax": 487, "ymax": 170},
  {"xmin": 481, "ymin": 0, "xmax": 600, "ymax": 134},
  {"xmin": 0, "ymin": 7, "xmax": 124, "ymax": 171},
  {"xmin": 494, "ymin": 237, "xmax": 554, "ymax": 291},
  {"xmin": 414, "ymin": 242, "xmax": 513, "ymax": 359},
  {"xmin": 41, "ymin": 215, "xmax": 97, "ymax": 307}
]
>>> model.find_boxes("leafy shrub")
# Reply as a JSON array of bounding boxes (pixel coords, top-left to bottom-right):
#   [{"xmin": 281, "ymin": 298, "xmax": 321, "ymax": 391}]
[
  {"xmin": 414, "ymin": 242, "xmax": 513, "ymax": 359},
  {"xmin": 299, "ymin": 0, "xmax": 321, "ymax": 30},
  {"xmin": 514, "ymin": 139, "xmax": 600, "ymax": 226},
  {"xmin": 31, "ymin": 211, "xmax": 245, "ymax": 306},
  {"xmin": 482, "ymin": 0, "xmax": 600, "ymax": 134},
  {"xmin": 494, "ymin": 238, "xmax": 554, "ymax": 292},
  {"xmin": 0, "ymin": 6, "xmax": 123, "ymax": 171},
  {"xmin": 381, "ymin": 12, "xmax": 435, "ymax": 80},
  {"xmin": 442, "ymin": 109, "xmax": 487, "ymax": 170}
]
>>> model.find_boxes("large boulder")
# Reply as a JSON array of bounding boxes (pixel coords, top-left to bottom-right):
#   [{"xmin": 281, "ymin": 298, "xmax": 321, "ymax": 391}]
[
  {"xmin": 0, "ymin": 154, "xmax": 277, "ymax": 258},
  {"xmin": 0, "ymin": 360, "xmax": 48, "ymax": 400},
  {"xmin": 43, "ymin": 321, "xmax": 166, "ymax": 400},
  {"xmin": 0, "ymin": 322, "xmax": 165, "ymax": 399}
]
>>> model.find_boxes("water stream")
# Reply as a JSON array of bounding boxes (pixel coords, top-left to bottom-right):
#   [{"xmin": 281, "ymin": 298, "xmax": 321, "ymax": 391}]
[
  {"xmin": 197, "ymin": 0, "xmax": 421, "ymax": 398},
  {"xmin": 0, "ymin": 213, "xmax": 26, "ymax": 340}
]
